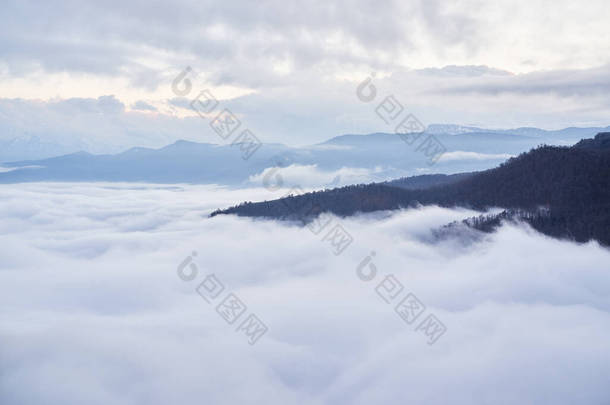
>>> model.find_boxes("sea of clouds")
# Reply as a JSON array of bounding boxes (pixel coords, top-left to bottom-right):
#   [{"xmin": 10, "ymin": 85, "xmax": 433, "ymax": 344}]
[{"xmin": 1, "ymin": 183, "xmax": 609, "ymax": 405}]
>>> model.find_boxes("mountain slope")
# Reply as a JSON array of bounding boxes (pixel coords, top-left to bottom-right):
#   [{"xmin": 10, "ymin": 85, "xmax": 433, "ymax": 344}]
[
  {"xmin": 212, "ymin": 133, "xmax": 610, "ymax": 245},
  {"xmin": 384, "ymin": 173, "xmax": 474, "ymax": 190}
]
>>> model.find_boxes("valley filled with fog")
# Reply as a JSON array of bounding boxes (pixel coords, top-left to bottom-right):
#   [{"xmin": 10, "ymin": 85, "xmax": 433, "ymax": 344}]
[{"xmin": 1, "ymin": 183, "xmax": 609, "ymax": 404}]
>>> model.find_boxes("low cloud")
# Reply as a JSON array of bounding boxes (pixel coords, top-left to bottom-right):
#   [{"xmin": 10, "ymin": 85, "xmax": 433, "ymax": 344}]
[
  {"xmin": 0, "ymin": 165, "xmax": 44, "ymax": 172},
  {"xmin": 1, "ymin": 183, "xmax": 609, "ymax": 404},
  {"xmin": 248, "ymin": 164, "xmax": 387, "ymax": 188},
  {"xmin": 438, "ymin": 151, "xmax": 514, "ymax": 162}
]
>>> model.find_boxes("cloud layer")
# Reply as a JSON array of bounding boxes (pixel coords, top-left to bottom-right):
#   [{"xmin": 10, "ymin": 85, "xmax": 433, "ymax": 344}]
[
  {"xmin": 3, "ymin": 0, "xmax": 610, "ymax": 86},
  {"xmin": 248, "ymin": 164, "xmax": 386, "ymax": 188},
  {"xmin": 2, "ymin": 0, "xmax": 610, "ymax": 152},
  {"xmin": 1, "ymin": 183, "xmax": 609, "ymax": 404}
]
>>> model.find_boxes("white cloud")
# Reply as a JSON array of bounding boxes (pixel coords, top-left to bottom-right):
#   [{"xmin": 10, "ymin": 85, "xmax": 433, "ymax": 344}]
[
  {"xmin": 1, "ymin": 183, "xmax": 609, "ymax": 404},
  {"xmin": 248, "ymin": 164, "xmax": 387, "ymax": 188},
  {"xmin": 438, "ymin": 151, "xmax": 514, "ymax": 161},
  {"xmin": 0, "ymin": 165, "xmax": 41, "ymax": 173}
]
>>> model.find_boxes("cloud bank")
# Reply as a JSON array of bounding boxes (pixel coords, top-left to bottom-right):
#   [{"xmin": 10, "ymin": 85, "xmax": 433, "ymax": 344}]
[
  {"xmin": 248, "ymin": 164, "xmax": 387, "ymax": 188},
  {"xmin": 1, "ymin": 183, "xmax": 609, "ymax": 404}
]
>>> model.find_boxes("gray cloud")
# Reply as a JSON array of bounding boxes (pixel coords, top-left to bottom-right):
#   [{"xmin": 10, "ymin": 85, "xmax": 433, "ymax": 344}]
[
  {"xmin": 0, "ymin": 96, "xmax": 220, "ymax": 160},
  {"xmin": 416, "ymin": 65, "xmax": 513, "ymax": 77},
  {"xmin": 2, "ymin": 1, "xmax": 610, "ymax": 149},
  {"xmin": 168, "ymin": 97, "xmax": 192, "ymax": 109},
  {"xmin": 132, "ymin": 100, "xmax": 158, "ymax": 112},
  {"xmin": 419, "ymin": 0, "xmax": 480, "ymax": 48},
  {"xmin": 441, "ymin": 65, "xmax": 610, "ymax": 97},
  {"xmin": 0, "ymin": 0, "xmax": 480, "ymax": 88},
  {"xmin": 4, "ymin": 59, "xmax": 610, "ymax": 158}
]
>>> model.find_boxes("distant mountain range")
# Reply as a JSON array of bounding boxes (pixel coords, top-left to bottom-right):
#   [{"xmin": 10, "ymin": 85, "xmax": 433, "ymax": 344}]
[
  {"xmin": 1, "ymin": 124, "xmax": 609, "ymax": 185},
  {"xmin": 212, "ymin": 133, "xmax": 610, "ymax": 246}
]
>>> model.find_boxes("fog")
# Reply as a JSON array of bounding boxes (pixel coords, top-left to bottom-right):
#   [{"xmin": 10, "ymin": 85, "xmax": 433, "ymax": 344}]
[{"xmin": 1, "ymin": 183, "xmax": 609, "ymax": 404}]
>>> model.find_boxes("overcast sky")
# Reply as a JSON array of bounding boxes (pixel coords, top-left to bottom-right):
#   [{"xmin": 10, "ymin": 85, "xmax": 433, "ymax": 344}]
[{"xmin": 1, "ymin": 0, "xmax": 610, "ymax": 149}]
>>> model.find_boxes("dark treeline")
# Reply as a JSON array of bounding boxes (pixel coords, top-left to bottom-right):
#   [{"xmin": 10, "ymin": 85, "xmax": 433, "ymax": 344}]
[
  {"xmin": 212, "ymin": 133, "xmax": 610, "ymax": 245},
  {"xmin": 384, "ymin": 172, "xmax": 475, "ymax": 190}
]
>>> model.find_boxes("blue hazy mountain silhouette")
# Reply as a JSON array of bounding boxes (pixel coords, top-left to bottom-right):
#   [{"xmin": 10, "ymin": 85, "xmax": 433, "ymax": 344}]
[{"xmin": 1, "ymin": 125, "xmax": 608, "ymax": 185}]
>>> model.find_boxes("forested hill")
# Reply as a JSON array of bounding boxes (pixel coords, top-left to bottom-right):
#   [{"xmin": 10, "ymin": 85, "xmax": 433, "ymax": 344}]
[
  {"xmin": 384, "ymin": 172, "xmax": 474, "ymax": 190},
  {"xmin": 211, "ymin": 133, "xmax": 610, "ymax": 245}
]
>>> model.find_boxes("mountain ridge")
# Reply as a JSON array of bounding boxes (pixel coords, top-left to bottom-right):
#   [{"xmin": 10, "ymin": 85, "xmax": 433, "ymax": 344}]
[
  {"xmin": 2, "ymin": 126, "xmax": 609, "ymax": 185},
  {"xmin": 212, "ymin": 133, "xmax": 610, "ymax": 246}
]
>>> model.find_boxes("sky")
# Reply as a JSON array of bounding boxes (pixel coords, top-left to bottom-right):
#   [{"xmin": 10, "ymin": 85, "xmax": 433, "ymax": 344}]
[
  {"xmin": 1, "ymin": 183, "xmax": 610, "ymax": 404},
  {"xmin": 3, "ymin": 5, "xmax": 610, "ymax": 402},
  {"xmin": 1, "ymin": 0, "xmax": 610, "ymax": 151}
]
